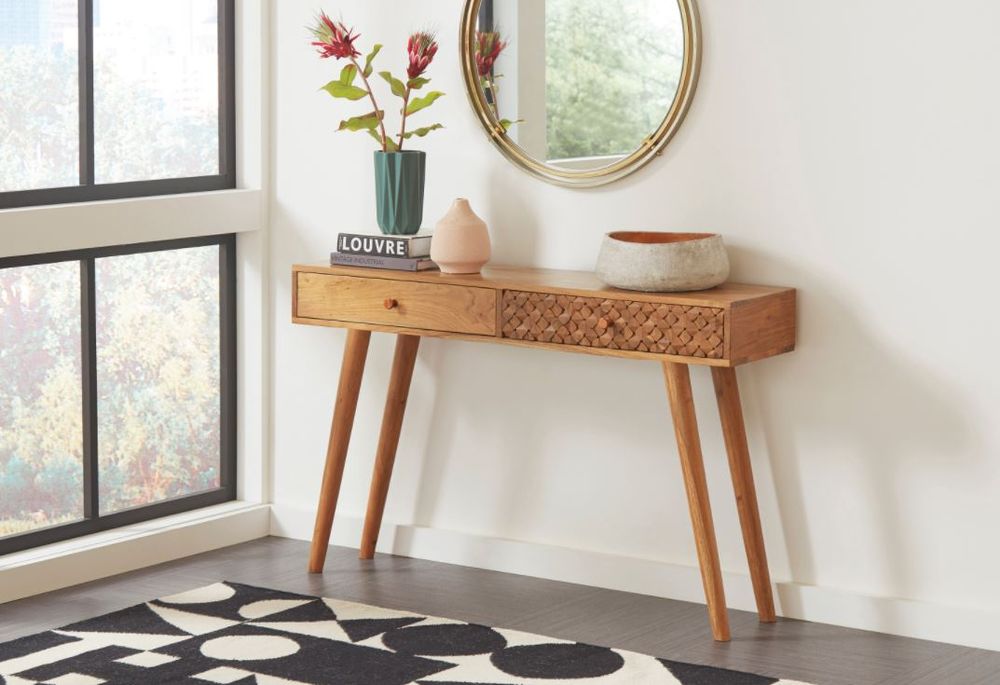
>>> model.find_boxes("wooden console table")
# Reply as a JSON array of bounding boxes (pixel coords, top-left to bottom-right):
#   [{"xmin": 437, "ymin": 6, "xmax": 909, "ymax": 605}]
[{"xmin": 292, "ymin": 263, "xmax": 796, "ymax": 641}]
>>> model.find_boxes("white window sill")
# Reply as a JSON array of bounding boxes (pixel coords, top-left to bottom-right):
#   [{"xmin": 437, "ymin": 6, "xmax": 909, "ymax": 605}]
[
  {"xmin": 0, "ymin": 501, "xmax": 270, "ymax": 603},
  {"xmin": 0, "ymin": 188, "xmax": 263, "ymax": 260}
]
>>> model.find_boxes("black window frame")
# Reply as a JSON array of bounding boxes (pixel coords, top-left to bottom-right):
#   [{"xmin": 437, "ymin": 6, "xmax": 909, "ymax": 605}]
[
  {"xmin": 0, "ymin": 233, "xmax": 237, "ymax": 556},
  {"xmin": 479, "ymin": 0, "xmax": 494, "ymax": 31},
  {"xmin": 0, "ymin": 0, "xmax": 236, "ymax": 210}
]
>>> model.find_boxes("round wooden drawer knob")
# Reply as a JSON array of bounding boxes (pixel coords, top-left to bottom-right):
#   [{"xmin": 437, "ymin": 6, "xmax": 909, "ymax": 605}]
[{"xmin": 384, "ymin": 298, "xmax": 398, "ymax": 310}]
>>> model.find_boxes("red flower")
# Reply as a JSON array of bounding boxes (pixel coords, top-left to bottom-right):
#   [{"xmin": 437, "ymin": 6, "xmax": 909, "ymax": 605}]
[
  {"xmin": 407, "ymin": 31, "xmax": 439, "ymax": 80},
  {"xmin": 475, "ymin": 31, "xmax": 507, "ymax": 77},
  {"xmin": 310, "ymin": 12, "xmax": 361, "ymax": 60}
]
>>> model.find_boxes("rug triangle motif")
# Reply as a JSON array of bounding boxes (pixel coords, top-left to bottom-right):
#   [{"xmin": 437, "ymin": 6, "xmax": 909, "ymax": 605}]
[{"xmin": 147, "ymin": 603, "xmax": 239, "ymax": 636}]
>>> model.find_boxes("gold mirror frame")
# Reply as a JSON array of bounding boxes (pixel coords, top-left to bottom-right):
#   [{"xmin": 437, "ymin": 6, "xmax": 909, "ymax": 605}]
[{"xmin": 461, "ymin": 0, "xmax": 702, "ymax": 188}]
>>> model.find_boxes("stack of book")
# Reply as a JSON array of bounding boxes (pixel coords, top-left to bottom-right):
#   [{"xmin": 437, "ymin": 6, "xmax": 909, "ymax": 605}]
[{"xmin": 330, "ymin": 232, "xmax": 437, "ymax": 272}]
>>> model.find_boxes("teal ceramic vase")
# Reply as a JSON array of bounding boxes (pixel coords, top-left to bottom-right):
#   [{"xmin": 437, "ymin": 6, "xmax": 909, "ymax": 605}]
[{"xmin": 374, "ymin": 150, "xmax": 426, "ymax": 235}]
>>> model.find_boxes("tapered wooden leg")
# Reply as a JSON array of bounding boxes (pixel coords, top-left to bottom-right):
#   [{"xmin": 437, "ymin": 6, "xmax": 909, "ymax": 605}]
[
  {"xmin": 712, "ymin": 366, "xmax": 777, "ymax": 623},
  {"xmin": 359, "ymin": 334, "xmax": 421, "ymax": 560},
  {"xmin": 663, "ymin": 362, "xmax": 731, "ymax": 642},
  {"xmin": 308, "ymin": 329, "xmax": 371, "ymax": 573}
]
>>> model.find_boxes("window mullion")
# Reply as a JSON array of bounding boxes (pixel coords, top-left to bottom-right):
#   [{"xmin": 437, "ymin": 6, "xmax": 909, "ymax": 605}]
[
  {"xmin": 78, "ymin": 0, "xmax": 95, "ymax": 186},
  {"xmin": 219, "ymin": 236, "xmax": 237, "ymax": 495},
  {"xmin": 81, "ymin": 258, "xmax": 99, "ymax": 520},
  {"xmin": 219, "ymin": 0, "xmax": 237, "ymax": 182}
]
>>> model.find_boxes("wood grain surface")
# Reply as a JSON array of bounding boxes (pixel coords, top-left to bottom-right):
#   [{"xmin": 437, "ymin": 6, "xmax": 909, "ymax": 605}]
[
  {"xmin": 292, "ymin": 264, "xmax": 796, "ymax": 367},
  {"xmin": 296, "ymin": 272, "xmax": 497, "ymax": 336}
]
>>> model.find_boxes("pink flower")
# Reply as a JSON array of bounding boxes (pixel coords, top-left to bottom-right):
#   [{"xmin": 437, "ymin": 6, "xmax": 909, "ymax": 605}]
[
  {"xmin": 407, "ymin": 31, "xmax": 439, "ymax": 80},
  {"xmin": 310, "ymin": 12, "xmax": 361, "ymax": 60},
  {"xmin": 475, "ymin": 31, "xmax": 507, "ymax": 78}
]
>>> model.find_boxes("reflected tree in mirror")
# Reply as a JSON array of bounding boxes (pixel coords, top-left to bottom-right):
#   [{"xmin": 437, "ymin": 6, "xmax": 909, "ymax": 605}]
[{"xmin": 545, "ymin": 0, "xmax": 683, "ymax": 163}]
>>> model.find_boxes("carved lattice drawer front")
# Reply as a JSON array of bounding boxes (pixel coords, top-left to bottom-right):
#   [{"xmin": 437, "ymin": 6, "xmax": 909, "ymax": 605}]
[{"xmin": 501, "ymin": 291, "xmax": 726, "ymax": 359}]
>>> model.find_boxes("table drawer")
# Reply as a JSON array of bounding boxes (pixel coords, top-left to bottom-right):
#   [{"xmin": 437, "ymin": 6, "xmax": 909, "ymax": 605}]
[
  {"xmin": 501, "ymin": 290, "xmax": 725, "ymax": 359},
  {"xmin": 296, "ymin": 272, "xmax": 497, "ymax": 336}
]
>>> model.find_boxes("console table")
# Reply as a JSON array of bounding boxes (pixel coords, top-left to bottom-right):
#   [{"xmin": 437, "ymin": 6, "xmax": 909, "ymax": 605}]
[{"xmin": 292, "ymin": 263, "xmax": 796, "ymax": 641}]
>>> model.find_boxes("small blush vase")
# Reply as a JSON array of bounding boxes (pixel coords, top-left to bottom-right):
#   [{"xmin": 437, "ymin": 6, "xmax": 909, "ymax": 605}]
[{"xmin": 431, "ymin": 199, "xmax": 491, "ymax": 274}]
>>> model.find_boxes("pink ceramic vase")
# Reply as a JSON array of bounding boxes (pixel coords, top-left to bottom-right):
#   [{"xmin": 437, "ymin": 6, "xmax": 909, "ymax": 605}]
[{"xmin": 431, "ymin": 198, "xmax": 491, "ymax": 274}]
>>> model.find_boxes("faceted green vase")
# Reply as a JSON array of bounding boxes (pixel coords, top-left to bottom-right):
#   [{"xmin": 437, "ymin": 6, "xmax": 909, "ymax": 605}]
[{"xmin": 374, "ymin": 150, "xmax": 426, "ymax": 235}]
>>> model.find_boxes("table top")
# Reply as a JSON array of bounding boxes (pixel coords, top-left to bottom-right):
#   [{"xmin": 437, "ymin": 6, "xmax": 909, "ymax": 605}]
[{"xmin": 293, "ymin": 263, "xmax": 794, "ymax": 309}]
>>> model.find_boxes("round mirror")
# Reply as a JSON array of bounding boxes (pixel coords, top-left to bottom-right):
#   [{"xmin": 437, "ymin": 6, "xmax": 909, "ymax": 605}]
[{"xmin": 461, "ymin": 0, "xmax": 700, "ymax": 187}]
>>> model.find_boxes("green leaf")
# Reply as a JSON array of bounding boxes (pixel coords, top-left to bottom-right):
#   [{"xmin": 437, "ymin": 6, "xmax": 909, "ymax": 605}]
[
  {"xmin": 378, "ymin": 71, "xmax": 406, "ymax": 98},
  {"xmin": 402, "ymin": 123, "xmax": 444, "ymax": 139},
  {"xmin": 363, "ymin": 43, "xmax": 382, "ymax": 77},
  {"xmin": 366, "ymin": 129, "xmax": 400, "ymax": 151},
  {"xmin": 407, "ymin": 76, "xmax": 431, "ymax": 90},
  {"xmin": 339, "ymin": 64, "xmax": 357, "ymax": 86},
  {"xmin": 498, "ymin": 118, "xmax": 525, "ymax": 133},
  {"xmin": 322, "ymin": 81, "xmax": 368, "ymax": 101},
  {"xmin": 338, "ymin": 110, "xmax": 383, "ymax": 132},
  {"xmin": 405, "ymin": 91, "xmax": 445, "ymax": 116}
]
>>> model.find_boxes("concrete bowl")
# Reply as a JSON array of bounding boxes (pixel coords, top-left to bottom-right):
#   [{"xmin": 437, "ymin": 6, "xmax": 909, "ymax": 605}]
[{"xmin": 595, "ymin": 231, "xmax": 730, "ymax": 292}]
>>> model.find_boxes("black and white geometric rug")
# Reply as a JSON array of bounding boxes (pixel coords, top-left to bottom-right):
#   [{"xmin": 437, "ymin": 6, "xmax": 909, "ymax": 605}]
[{"xmin": 0, "ymin": 582, "xmax": 813, "ymax": 684}]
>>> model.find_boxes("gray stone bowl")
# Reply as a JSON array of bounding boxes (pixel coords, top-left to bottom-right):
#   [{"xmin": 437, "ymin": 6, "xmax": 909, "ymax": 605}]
[{"xmin": 595, "ymin": 231, "xmax": 730, "ymax": 292}]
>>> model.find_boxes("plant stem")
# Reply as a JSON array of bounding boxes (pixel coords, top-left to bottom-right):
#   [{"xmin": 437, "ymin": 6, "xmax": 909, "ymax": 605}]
[
  {"xmin": 351, "ymin": 55, "xmax": 388, "ymax": 152},
  {"xmin": 397, "ymin": 87, "xmax": 411, "ymax": 151},
  {"xmin": 486, "ymin": 75, "xmax": 501, "ymax": 122}
]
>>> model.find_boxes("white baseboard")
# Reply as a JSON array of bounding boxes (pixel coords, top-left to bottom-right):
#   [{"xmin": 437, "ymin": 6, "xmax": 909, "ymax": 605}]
[
  {"xmin": 270, "ymin": 504, "xmax": 1000, "ymax": 652},
  {"xmin": 0, "ymin": 502, "xmax": 271, "ymax": 604}
]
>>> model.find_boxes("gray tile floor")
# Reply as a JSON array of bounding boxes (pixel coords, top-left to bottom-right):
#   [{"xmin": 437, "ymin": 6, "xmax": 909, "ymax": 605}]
[{"xmin": 1, "ymin": 537, "xmax": 996, "ymax": 684}]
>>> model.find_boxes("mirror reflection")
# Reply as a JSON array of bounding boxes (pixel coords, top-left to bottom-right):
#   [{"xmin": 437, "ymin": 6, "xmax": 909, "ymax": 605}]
[{"xmin": 473, "ymin": 0, "xmax": 686, "ymax": 172}]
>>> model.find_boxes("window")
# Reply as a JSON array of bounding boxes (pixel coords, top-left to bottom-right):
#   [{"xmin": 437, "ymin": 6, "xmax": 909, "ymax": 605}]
[
  {"xmin": 0, "ymin": 0, "xmax": 235, "ymax": 209},
  {"xmin": 0, "ymin": 235, "xmax": 236, "ymax": 555}
]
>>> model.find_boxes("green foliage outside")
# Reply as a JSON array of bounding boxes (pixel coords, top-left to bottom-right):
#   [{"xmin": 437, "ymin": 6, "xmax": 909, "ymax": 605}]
[
  {"xmin": 545, "ymin": 0, "xmax": 683, "ymax": 161},
  {"xmin": 0, "ymin": 46, "xmax": 216, "ymax": 192},
  {"xmin": 0, "ymin": 46, "xmax": 78, "ymax": 191},
  {"xmin": 92, "ymin": 54, "xmax": 218, "ymax": 184},
  {"xmin": 0, "ymin": 263, "xmax": 83, "ymax": 536},
  {"xmin": 95, "ymin": 248, "xmax": 221, "ymax": 515},
  {"xmin": 0, "ymin": 249, "xmax": 221, "ymax": 537}
]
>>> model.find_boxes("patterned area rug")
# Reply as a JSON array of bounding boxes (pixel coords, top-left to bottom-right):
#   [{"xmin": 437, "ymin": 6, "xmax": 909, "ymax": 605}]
[{"xmin": 0, "ymin": 582, "xmax": 813, "ymax": 684}]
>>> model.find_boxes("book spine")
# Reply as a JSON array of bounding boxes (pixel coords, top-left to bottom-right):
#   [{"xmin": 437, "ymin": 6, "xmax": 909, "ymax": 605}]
[
  {"xmin": 329, "ymin": 252, "xmax": 421, "ymax": 271},
  {"xmin": 338, "ymin": 233, "xmax": 426, "ymax": 259}
]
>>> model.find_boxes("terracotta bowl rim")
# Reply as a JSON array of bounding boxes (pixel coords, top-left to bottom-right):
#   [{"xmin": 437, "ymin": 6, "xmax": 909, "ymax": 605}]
[{"xmin": 606, "ymin": 231, "xmax": 719, "ymax": 245}]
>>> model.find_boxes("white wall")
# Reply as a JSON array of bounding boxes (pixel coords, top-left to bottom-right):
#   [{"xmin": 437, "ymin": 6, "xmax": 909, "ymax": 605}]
[{"xmin": 269, "ymin": 0, "xmax": 1000, "ymax": 648}]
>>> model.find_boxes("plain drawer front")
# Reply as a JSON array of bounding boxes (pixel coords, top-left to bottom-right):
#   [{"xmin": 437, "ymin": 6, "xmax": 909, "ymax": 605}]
[{"xmin": 296, "ymin": 273, "xmax": 497, "ymax": 336}]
